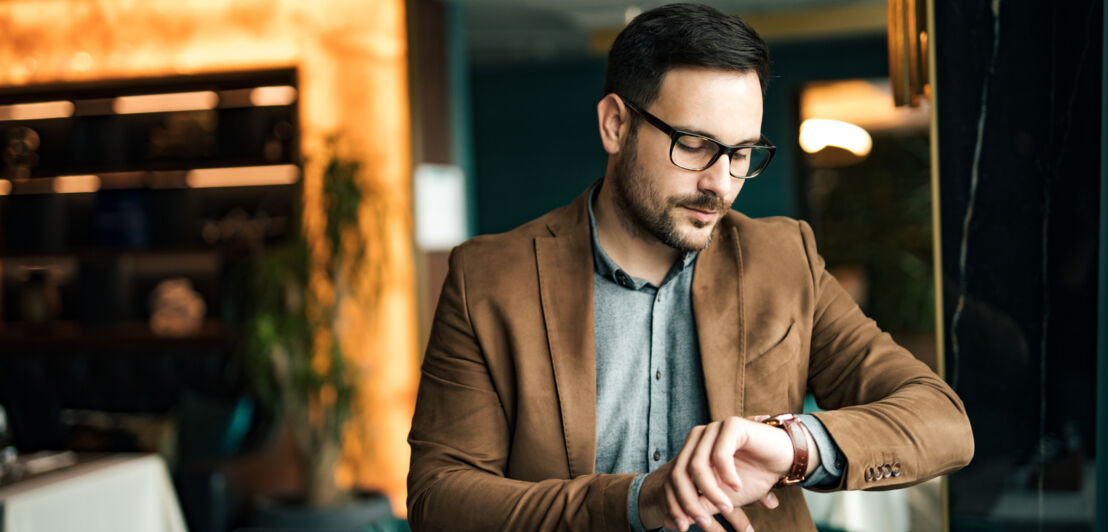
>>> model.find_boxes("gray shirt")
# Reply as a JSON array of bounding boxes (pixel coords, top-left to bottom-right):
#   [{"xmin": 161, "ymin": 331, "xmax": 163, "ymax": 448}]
[{"xmin": 587, "ymin": 184, "xmax": 843, "ymax": 531}]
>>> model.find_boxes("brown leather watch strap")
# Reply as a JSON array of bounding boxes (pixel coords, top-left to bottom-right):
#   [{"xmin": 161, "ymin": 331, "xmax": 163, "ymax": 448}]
[{"xmin": 762, "ymin": 413, "xmax": 808, "ymax": 486}]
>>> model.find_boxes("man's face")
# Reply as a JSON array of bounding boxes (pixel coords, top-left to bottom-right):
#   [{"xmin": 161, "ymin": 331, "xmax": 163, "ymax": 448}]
[{"xmin": 609, "ymin": 68, "xmax": 764, "ymax": 252}]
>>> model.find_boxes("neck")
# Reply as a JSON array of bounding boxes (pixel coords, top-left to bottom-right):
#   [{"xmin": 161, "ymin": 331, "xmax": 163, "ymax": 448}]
[{"xmin": 593, "ymin": 179, "xmax": 681, "ymax": 286}]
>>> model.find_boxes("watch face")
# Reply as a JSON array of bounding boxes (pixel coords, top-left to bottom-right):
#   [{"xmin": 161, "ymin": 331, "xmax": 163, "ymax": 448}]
[{"xmin": 765, "ymin": 413, "xmax": 795, "ymax": 426}]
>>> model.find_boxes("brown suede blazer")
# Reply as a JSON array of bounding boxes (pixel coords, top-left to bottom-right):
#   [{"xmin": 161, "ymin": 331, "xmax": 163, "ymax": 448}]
[{"xmin": 407, "ymin": 188, "xmax": 974, "ymax": 531}]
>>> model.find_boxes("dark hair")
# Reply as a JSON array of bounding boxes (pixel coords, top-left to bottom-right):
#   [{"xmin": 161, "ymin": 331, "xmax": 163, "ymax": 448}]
[{"xmin": 603, "ymin": 3, "xmax": 770, "ymax": 110}]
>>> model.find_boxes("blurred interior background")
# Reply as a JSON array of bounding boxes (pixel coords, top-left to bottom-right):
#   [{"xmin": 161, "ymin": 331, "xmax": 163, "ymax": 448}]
[{"xmin": 0, "ymin": 0, "xmax": 1103, "ymax": 531}]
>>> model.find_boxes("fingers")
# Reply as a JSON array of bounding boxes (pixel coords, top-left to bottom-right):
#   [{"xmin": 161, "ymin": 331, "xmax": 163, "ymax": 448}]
[
  {"xmin": 664, "ymin": 486, "xmax": 721, "ymax": 532},
  {"xmin": 689, "ymin": 422, "xmax": 734, "ymax": 515},
  {"xmin": 671, "ymin": 426, "xmax": 715, "ymax": 529},
  {"xmin": 666, "ymin": 418, "xmax": 785, "ymax": 531},
  {"xmin": 698, "ymin": 514, "xmax": 727, "ymax": 532},
  {"xmin": 722, "ymin": 505, "xmax": 754, "ymax": 532},
  {"xmin": 663, "ymin": 482, "xmax": 691, "ymax": 531},
  {"xmin": 712, "ymin": 417, "xmax": 747, "ymax": 492}
]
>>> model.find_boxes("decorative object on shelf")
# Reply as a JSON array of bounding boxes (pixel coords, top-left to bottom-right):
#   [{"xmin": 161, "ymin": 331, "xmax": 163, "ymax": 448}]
[
  {"xmin": 148, "ymin": 110, "xmax": 217, "ymax": 160},
  {"xmin": 149, "ymin": 277, "xmax": 207, "ymax": 337},
  {"xmin": 244, "ymin": 146, "xmax": 386, "ymax": 511},
  {"xmin": 2, "ymin": 126, "xmax": 39, "ymax": 180}
]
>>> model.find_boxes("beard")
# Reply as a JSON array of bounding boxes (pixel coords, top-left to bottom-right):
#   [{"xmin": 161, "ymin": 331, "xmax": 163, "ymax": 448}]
[{"xmin": 608, "ymin": 134, "xmax": 731, "ymax": 253}]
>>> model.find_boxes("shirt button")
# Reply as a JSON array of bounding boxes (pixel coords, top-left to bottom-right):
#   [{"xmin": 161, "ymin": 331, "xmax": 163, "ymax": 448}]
[
  {"xmin": 655, "ymin": 369, "xmax": 661, "ymax": 380},
  {"xmin": 653, "ymin": 450, "xmax": 661, "ymax": 461}
]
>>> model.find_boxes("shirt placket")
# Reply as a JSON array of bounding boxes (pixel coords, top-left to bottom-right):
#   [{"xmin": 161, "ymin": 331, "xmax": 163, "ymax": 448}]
[{"xmin": 646, "ymin": 282, "xmax": 670, "ymax": 472}]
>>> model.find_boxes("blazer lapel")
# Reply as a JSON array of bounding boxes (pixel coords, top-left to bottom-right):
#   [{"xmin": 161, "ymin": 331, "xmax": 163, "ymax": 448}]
[
  {"xmin": 692, "ymin": 223, "xmax": 746, "ymax": 419},
  {"xmin": 535, "ymin": 192, "xmax": 597, "ymax": 477}
]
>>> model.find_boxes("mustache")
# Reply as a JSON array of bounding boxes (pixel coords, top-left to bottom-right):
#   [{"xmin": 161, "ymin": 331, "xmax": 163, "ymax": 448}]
[{"xmin": 676, "ymin": 192, "xmax": 728, "ymax": 213}]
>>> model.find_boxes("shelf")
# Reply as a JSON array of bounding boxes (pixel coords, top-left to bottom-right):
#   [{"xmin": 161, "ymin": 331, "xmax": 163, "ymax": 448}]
[
  {"xmin": 0, "ymin": 246, "xmax": 241, "ymax": 261},
  {"xmin": 0, "ymin": 165, "xmax": 300, "ymax": 196},
  {"xmin": 0, "ymin": 319, "xmax": 232, "ymax": 352}
]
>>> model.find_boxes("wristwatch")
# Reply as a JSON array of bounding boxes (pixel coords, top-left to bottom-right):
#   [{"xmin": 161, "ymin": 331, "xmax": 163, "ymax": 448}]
[{"xmin": 762, "ymin": 413, "xmax": 809, "ymax": 486}]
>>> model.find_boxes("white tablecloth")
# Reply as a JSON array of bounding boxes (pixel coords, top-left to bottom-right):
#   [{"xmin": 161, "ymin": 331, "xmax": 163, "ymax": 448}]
[
  {"xmin": 804, "ymin": 487, "xmax": 909, "ymax": 532},
  {"xmin": 802, "ymin": 477, "xmax": 943, "ymax": 532},
  {"xmin": 0, "ymin": 454, "xmax": 187, "ymax": 532}
]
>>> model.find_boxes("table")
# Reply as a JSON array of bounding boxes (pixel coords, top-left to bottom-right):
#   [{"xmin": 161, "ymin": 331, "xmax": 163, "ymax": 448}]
[
  {"xmin": 802, "ymin": 477, "xmax": 944, "ymax": 532},
  {"xmin": 0, "ymin": 454, "xmax": 186, "ymax": 532}
]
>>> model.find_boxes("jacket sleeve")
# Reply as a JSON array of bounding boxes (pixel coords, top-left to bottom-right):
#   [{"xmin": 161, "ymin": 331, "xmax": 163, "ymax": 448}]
[
  {"xmin": 406, "ymin": 245, "xmax": 636, "ymax": 531},
  {"xmin": 798, "ymin": 220, "xmax": 974, "ymax": 491}
]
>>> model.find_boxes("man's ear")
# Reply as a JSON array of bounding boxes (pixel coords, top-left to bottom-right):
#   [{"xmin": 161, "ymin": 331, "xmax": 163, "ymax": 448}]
[{"xmin": 597, "ymin": 93, "xmax": 630, "ymax": 155}]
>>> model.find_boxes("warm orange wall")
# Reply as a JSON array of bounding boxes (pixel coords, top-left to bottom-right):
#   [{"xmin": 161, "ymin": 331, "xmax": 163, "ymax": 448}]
[{"xmin": 0, "ymin": 0, "xmax": 419, "ymax": 513}]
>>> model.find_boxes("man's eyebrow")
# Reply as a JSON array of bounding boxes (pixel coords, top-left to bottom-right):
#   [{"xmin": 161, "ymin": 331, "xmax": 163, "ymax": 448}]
[{"xmin": 674, "ymin": 125, "xmax": 762, "ymax": 146}]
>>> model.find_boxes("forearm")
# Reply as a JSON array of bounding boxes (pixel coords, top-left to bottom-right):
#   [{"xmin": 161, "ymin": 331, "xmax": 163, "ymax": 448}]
[
  {"xmin": 809, "ymin": 380, "xmax": 974, "ymax": 490},
  {"xmin": 805, "ymin": 345, "xmax": 973, "ymax": 490},
  {"xmin": 799, "ymin": 220, "xmax": 974, "ymax": 490},
  {"xmin": 408, "ymin": 375, "xmax": 638, "ymax": 531},
  {"xmin": 408, "ymin": 461, "xmax": 636, "ymax": 531},
  {"xmin": 411, "ymin": 331, "xmax": 637, "ymax": 529},
  {"xmin": 806, "ymin": 308, "xmax": 973, "ymax": 490}
]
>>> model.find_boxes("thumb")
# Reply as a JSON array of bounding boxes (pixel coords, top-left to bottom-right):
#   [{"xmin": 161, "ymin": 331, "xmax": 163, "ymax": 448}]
[{"xmin": 757, "ymin": 491, "xmax": 779, "ymax": 509}]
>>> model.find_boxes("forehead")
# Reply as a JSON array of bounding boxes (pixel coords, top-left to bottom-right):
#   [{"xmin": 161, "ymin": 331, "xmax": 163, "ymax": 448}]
[{"xmin": 650, "ymin": 67, "xmax": 764, "ymax": 144}]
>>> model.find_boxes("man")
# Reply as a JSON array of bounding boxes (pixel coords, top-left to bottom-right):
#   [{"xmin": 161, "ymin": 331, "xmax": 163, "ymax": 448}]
[{"xmin": 407, "ymin": 4, "xmax": 973, "ymax": 531}]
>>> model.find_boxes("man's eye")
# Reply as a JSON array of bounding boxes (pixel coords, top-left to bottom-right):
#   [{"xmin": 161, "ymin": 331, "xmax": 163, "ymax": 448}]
[{"xmin": 676, "ymin": 136, "xmax": 710, "ymax": 152}]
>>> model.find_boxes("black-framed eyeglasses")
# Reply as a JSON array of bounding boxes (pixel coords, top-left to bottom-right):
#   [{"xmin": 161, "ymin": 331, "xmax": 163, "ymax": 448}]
[{"xmin": 619, "ymin": 95, "xmax": 776, "ymax": 179}]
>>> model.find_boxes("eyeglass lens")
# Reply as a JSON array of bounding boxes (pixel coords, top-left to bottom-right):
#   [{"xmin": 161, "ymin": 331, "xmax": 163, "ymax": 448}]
[{"xmin": 671, "ymin": 134, "xmax": 771, "ymax": 178}]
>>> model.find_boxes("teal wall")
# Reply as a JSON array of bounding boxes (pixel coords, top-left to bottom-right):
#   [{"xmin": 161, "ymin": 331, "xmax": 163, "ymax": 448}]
[
  {"xmin": 446, "ymin": 2, "xmax": 476, "ymax": 237},
  {"xmin": 468, "ymin": 34, "xmax": 888, "ymax": 235},
  {"xmin": 470, "ymin": 59, "xmax": 608, "ymax": 235}
]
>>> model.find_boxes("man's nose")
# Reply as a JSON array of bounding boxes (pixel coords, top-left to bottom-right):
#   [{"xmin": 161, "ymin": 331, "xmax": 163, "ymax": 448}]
[{"xmin": 697, "ymin": 152, "xmax": 732, "ymax": 198}]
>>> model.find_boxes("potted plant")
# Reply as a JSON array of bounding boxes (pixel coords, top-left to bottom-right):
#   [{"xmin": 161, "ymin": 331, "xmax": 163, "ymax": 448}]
[{"xmin": 242, "ymin": 152, "xmax": 394, "ymax": 528}]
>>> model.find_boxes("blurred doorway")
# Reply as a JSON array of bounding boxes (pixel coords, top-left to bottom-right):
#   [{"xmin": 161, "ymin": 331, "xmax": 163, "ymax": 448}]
[
  {"xmin": 795, "ymin": 77, "xmax": 940, "ymax": 532},
  {"xmin": 798, "ymin": 79, "xmax": 935, "ymax": 371}
]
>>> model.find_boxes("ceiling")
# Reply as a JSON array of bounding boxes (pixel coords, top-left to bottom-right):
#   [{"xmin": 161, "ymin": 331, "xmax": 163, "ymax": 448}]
[{"xmin": 459, "ymin": 0, "xmax": 887, "ymax": 65}]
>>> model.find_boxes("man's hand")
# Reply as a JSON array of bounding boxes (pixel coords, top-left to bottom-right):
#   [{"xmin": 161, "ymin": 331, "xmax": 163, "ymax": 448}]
[{"xmin": 639, "ymin": 416, "xmax": 820, "ymax": 531}]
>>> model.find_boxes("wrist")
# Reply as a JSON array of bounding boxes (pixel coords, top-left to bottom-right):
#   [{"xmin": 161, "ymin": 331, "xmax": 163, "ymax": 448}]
[
  {"xmin": 762, "ymin": 413, "xmax": 810, "ymax": 485},
  {"xmin": 638, "ymin": 467, "xmax": 666, "ymax": 530},
  {"xmin": 764, "ymin": 421, "xmax": 795, "ymax": 477}
]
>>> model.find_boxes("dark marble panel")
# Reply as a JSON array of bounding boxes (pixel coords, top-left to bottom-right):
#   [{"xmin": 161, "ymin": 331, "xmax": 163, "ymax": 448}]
[{"xmin": 935, "ymin": 0, "xmax": 1102, "ymax": 530}]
